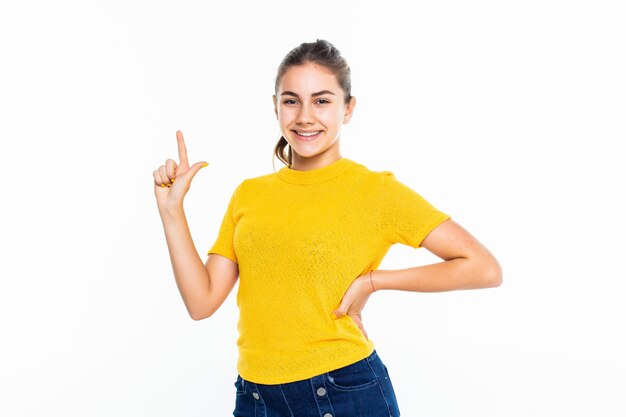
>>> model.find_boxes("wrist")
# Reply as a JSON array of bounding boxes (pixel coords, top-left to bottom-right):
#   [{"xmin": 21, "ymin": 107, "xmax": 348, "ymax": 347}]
[
  {"xmin": 159, "ymin": 201, "xmax": 184, "ymax": 218},
  {"xmin": 368, "ymin": 270, "xmax": 377, "ymax": 293}
]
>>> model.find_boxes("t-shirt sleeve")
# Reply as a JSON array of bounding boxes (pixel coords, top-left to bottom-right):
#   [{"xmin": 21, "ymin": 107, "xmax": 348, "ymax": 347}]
[
  {"xmin": 378, "ymin": 171, "xmax": 451, "ymax": 248},
  {"xmin": 207, "ymin": 182, "xmax": 242, "ymax": 264}
]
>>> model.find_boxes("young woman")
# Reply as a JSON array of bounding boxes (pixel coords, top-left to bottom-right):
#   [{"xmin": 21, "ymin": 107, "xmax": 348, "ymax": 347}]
[{"xmin": 153, "ymin": 39, "xmax": 502, "ymax": 417}]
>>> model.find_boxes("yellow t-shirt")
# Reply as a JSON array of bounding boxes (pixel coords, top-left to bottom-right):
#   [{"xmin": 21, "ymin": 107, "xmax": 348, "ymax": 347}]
[{"xmin": 208, "ymin": 157, "xmax": 451, "ymax": 384}]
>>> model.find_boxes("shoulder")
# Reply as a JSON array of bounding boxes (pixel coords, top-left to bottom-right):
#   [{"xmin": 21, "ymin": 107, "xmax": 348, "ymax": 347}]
[
  {"xmin": 354, "ymin": 165, "xmax": 425, "ymax": 200},
  {"xmin": 232, "ymin": 166, "xmax": 278, "ymax": 186},
  {"xmin": 230, "ymin": 170, "xmax": 281, "ymax": 199},
  {"xmin": 354, "ymin": 165, "xmax": 399, "ymax": 192},
  {"xmin": 343, "ymin": 159, "xmax": 391, "ymax": 185}
]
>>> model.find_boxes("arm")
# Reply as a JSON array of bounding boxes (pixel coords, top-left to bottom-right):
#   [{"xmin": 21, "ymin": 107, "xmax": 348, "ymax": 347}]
[
  {"xmin": 159, "ymin": 203, "xmax": 239, "ymax": 320},
  {"xmin": 369, "ymin": 218, "xmax": 503, "ymax": 292}
]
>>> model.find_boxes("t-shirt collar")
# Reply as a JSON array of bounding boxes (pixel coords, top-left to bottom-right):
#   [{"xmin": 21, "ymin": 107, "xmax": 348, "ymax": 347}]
[{"xmin": 277, "ymin": 157, "xmax": 356, "ymax": 185}]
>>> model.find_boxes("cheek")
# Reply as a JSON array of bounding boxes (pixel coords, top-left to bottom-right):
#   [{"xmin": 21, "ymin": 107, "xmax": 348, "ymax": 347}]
[
  {"xmin": 317, "ymin": 107, "xmax": 341, "ymax": 124},
  {"xmin": 282, "ymin": 105, "xmax": 302, "ymax": 117},
  {"xmin": 277, "ymin": 109, "xmax": 295, "ymax": 124}
]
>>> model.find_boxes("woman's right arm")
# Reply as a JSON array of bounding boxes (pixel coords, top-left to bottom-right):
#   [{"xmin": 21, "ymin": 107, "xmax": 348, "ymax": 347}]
[
  {"xmin": 158, "ymin": 204, "xmax": 239, "ymax": 321},
  {"xmin": 154, "ymin": 130, "xmax": 238, "ymax": 321}
]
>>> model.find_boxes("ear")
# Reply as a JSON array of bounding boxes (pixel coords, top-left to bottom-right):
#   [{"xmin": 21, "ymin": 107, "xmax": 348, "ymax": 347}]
[
  {"xmin": 272, "ymin": 95, "xmax": 278, "ymax": 120},
  {"xmin": 343, "ymin": 96, "xmax": 356, "ymax": 124}
]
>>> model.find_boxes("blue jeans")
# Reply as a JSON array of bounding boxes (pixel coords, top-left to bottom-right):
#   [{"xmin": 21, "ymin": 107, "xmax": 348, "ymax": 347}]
[{"xmin": 232, "ymin": 349, "xmax": 401, "ymax": 416}]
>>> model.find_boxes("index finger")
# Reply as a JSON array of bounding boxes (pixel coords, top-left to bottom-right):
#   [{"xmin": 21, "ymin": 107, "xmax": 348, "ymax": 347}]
[{"xmin": 176, "ymin": 130, "xmax": 190, "ymax": 168}]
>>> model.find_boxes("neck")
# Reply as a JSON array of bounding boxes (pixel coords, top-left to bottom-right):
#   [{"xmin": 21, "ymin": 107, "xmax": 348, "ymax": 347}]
[{"xmin": 289, "ymin": 147, "xmax": 342, "ymax": 172}]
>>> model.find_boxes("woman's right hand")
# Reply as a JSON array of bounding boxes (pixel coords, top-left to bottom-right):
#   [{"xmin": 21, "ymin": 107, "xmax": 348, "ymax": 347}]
[{"xmin": 153, "ymin": 130, "xmax": 208, "ymax": 210}]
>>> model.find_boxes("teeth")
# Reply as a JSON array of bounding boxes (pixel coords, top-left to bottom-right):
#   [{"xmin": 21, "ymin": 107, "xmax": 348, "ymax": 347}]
[{"xmin": 297, "ymin": 131, "xmax": 320, "ymax": 137}]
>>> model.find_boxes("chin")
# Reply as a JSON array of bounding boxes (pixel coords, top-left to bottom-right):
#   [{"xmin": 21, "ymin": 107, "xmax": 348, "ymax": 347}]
[{"xmin": 291, "ymin": 148, "xmax": 322, "ymax": 159}]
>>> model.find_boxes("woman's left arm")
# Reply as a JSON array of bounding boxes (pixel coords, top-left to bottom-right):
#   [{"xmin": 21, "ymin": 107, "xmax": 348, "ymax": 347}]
[
  {"xmin": 370, "ymin": 218, "xmax": 503, "ymax": 292},
  {"xmin": 332, "ymin": 219, "xmax": 502, "ymax": 337}
]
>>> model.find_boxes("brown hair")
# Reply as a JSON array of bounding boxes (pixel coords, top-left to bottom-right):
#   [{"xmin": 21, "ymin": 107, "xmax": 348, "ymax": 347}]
[{"xmin": 272, "ymin": 39, "xmax": 353, "ymax": 169}]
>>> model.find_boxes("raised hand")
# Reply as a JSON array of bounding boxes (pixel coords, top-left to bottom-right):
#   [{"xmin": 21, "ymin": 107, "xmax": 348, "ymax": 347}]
[{"xmin": 153, "ymin": 130, "xmax": 208, "ymax": 209}]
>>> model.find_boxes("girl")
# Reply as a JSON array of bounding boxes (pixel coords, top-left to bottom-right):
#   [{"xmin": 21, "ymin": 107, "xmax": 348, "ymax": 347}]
[{"xmin": 153, "ymin": 39, "xmax": 502, "ymax": 417}]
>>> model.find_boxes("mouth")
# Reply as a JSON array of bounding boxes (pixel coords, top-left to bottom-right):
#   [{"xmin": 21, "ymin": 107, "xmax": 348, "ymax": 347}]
[{"xmin": 292, "ymin": 130, "xmax": 323, "ymax": 141}]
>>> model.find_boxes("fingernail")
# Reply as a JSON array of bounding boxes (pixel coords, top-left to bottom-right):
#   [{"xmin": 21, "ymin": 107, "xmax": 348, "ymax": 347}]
[
  {"xmin": 331, "ymin": 313, "xmax": 338, "ymax": 320},
  {"xmin": 201, "ymin": 162, "xmax": 209, "ymax": 168},
  {"xmin": 171, "ymin": 178, "xmax": 176, "ymax": 182},
  {"xmin": 161, "ymin": 184, "xmax": 165, "ymax": 188}
]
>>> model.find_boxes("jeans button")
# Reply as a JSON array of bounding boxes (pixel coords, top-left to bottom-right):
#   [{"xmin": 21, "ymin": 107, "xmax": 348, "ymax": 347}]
[
  {"xmin": 252, "ymin": 392, "xmax": 259, "ymax": 400},
  {"xmin": 316, "ymin": 387, "xmax": 326, "ymax": 396},
  {"xmin": 323, "ymin": 413, "xmax": 333, "ymax": 417}
]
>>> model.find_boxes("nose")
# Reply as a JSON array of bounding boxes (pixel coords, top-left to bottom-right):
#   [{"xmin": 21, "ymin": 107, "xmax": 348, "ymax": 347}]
[{"xmin": 296, "ymin": 102, "xmax": 315, "ymax": 125}]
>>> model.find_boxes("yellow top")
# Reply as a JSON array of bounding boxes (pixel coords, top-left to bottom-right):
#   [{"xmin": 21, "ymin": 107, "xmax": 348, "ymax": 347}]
[{"xmin": 208, "ymin": 157, "xmax": 451, "ymax": 384}]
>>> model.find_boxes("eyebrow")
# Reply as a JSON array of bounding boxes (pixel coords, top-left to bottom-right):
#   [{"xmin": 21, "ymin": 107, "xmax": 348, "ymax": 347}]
[{"xmin": 280, "ymin": 90, "xmax": 336, "ymax": 98}]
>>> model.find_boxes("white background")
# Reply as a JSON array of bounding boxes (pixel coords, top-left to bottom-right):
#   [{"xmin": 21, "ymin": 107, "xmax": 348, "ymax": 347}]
[{"xmin": 1, "ymin": 1, "xmax": 624, "ymax": 416}]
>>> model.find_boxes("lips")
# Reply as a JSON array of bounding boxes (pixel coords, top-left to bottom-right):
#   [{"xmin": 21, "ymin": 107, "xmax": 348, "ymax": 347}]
[{"xmin": 293, "ymin": 130, "xmax": 323, "ymax": 140}]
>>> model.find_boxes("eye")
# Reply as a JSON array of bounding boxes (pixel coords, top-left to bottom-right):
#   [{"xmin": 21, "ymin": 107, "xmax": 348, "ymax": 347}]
[
  {"xmin": 283, "ymin": 99, "xmax": 297, "ymax": 105},
  {"xmin": 316, "ymin": 99, "xmax": 330, "ymax": 104}
]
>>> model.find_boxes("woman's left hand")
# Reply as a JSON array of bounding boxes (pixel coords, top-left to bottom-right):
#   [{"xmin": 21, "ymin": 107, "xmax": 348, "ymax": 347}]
[{"xmin": 331, "ymin": 273, "xmax": 376, "ymax": 340}]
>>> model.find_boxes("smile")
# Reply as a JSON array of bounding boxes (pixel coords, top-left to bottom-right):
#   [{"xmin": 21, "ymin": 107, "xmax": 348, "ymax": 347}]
[{"xmin": 293, "ymin": 130, "xmax": 322, "ymax": 140}]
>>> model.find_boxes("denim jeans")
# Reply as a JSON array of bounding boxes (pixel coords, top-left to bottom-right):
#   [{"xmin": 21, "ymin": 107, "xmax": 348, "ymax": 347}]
[{"xmin": 232, "ymin": 349, "xmax": 401, "ymax": 416}]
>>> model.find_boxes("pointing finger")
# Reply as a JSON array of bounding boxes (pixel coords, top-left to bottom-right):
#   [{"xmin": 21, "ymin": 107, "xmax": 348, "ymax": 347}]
[{"xmin": 176, "ymin": 130, "xmax": 190, "ymax": 168}]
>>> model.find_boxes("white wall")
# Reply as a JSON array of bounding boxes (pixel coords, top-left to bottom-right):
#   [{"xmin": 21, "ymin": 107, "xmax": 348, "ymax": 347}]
[{"xmin": 1, "ymin": 0, "xmax": 624, "ymax": 415}]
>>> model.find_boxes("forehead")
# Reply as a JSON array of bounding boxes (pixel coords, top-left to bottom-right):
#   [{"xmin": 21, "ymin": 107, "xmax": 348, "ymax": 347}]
[{"xmin": 278, "ymin": 62, "xmax": 341, "ymax": 94}]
